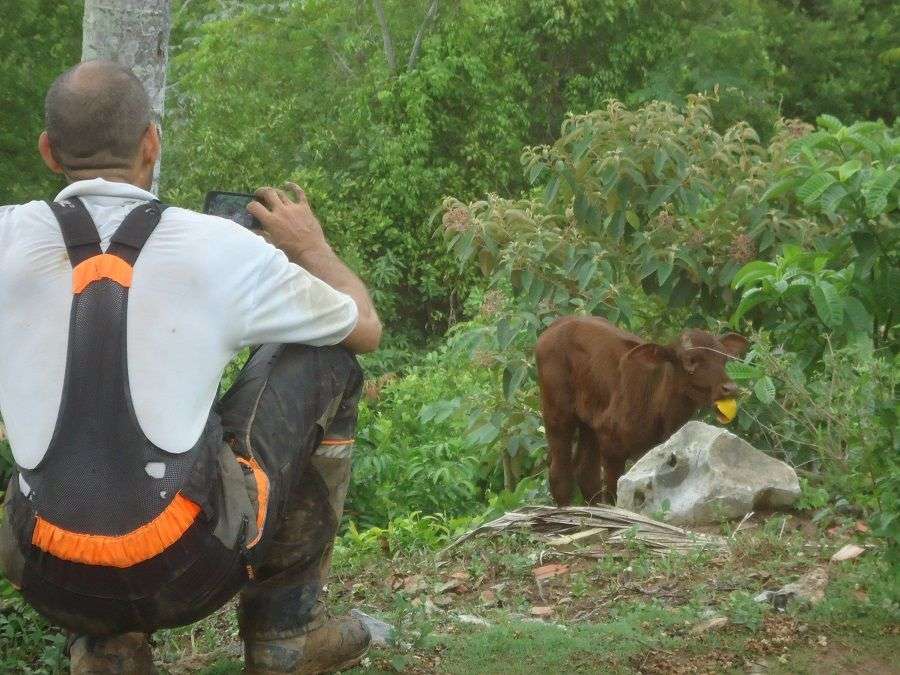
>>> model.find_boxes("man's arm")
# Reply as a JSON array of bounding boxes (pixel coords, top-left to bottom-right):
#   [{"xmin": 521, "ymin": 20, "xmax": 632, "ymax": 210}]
[{"xmin": 247, "ymin": 183, "xmax": 382, "ymax": 354}]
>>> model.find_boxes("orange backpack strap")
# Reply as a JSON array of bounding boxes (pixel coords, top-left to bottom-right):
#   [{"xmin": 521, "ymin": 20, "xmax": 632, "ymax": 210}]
[{"xmin": 47, "ymin": 199, "xmax": 168, "ymax": 294}]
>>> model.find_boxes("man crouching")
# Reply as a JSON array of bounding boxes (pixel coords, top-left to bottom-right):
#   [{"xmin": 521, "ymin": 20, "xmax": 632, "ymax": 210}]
[{"xmin": 0, "ymin": 60, "xmax": 381, "ymax": 674}]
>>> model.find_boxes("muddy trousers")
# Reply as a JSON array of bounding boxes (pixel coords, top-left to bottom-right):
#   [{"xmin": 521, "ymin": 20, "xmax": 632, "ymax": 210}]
[
  {"xmin": 220, "ymin": 343, "xmax": 363, "ymax": 642},
  {"xmin": 0, "ymin": 344, "xmax": 362, "ymax": 642}
]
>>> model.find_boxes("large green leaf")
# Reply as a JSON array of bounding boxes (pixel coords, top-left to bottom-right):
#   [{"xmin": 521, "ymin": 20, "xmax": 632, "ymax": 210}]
[
  {"xmin": 862, "ymin": 168, "xmax": 899, "ymax": 217},
  {"xmin": 819, "ymin": 183, "xmax": 848, "ymax": 215},
  {"xmin": 844, "ymin": 296, "xmax": 873, "ymax": 336},
  {"xmin": 754, "ymin": 376, "xmax": 776, "ymax": 404},
  {"xmin": 544, "ymin": 175, "xmax": 561, "ymax": 205},
  {"xmin": 576, "ymin": 259, "xmax": 598, "ymax": 291},
  {"xmin": 810, "ymin": 280, "xmax": 844, "ymax": 328},
  {"xmin": 816, "ymin": 114, "xmax": 843, "ymax": 131},
  {"xmin": 502, "ymin": 363, "xmax": 528, "ymax": 402},
  {"xmin": 732, "ymin": 261, "xmax": 777, "ymax": 289},
  {"xmin": 731, "ymin": 287, "xmax": 768, "ymax": 324},
  {"xmin": 797, "ymin": 172, "xmax": 836, "ymax": 205},
  {"xmin": 760, "ymin": 177, "xmax": 797, "ymax": 202},
  {"xmin": 836, "ymin": 159, "xmax": 862, "ymax": 182},
  {"xmin": 646, "ymin": 180, "xmax": 680, "ymax": 213},
  {"xmin": 656, "ymin": 256, "xmax": 674, "ymax": 286},
  {"xmin": 726, "ymin": 361, "xmax": 763, "ymax": 381}
]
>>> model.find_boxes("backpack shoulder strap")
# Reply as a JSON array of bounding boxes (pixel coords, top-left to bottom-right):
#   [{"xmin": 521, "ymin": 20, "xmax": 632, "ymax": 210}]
[
  {"xmin": 46, "ymin": 197, "xmax": 102, "ymax": 267},
  {"xmin": 107, "ymin": 201, "xmax": 168, "ymax": 266}
]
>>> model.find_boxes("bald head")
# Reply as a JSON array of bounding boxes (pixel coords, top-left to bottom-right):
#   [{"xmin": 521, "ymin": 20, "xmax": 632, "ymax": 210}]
[{"xmin": 44, "ymin": 60, "xmax": 152, "ymax": 170}]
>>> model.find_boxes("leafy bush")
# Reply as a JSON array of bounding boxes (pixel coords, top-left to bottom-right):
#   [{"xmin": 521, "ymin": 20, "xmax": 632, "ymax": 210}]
[
  {"xmin": 746, "ymin": 115, "xmax": 898, "ymax": 347},
  {"xmin": 158, "ymin": 0, "xmax": 897, "ymax": 342},
  {"xmin": 731, "ymin": 247, "xmax": 871, "ymax": 363},
  {"xmin": 439, "ymin": 94, "xmax": 897, "ymax": 560},
  {"xmin": 439, "ymin": 94, "xmax": 816, "ymax": 487},
  {"xmin": 347, "ymin": 334, "xmax": 498, "ymax": 528},
  {"xmin": 0, "ymin": 0, "xmax": 81, "ymax": 204},
  {"xmin": 0, "ymin": 578, "xmax": 67, "ymax": 673}
]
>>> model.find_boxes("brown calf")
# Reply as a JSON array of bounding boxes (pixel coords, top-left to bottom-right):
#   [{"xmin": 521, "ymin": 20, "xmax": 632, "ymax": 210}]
[{"xmin": 535, "ymin": 316, "xmax": 748, "ymax": 505}]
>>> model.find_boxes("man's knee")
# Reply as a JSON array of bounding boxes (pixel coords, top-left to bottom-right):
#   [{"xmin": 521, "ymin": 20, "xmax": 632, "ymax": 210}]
[{"xmin": 308, "ymin": 344, "xmax": 363, "ymax": 396}]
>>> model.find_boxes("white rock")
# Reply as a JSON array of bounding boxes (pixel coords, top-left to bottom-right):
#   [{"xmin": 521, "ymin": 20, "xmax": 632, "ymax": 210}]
[
  {"xmin": 350, "ymin": 609, "xmax": 395, "ymax": 646},
  {"xmin": 830, "ymin": 544, "xmax": 865, "ymax": 562},
  {"xmin": 456, "ymin": 613, "xmax": 491, "ymax": 627},
  {"xmin": 616, "ymin": 421, "xmax": 800, "ymax": 525}
]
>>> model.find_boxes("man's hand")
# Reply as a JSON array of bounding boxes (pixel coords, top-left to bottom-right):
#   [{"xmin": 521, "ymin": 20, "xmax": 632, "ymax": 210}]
[
  {"xmin": 248, "ymin": 183, "xmax": 330, "ymax": 259},
  {"xmin": 247, "ymin": 183, "xmax": 382, "ymax": 354}
]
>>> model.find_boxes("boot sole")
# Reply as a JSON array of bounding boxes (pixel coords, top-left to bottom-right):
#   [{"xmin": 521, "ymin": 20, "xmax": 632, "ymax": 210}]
[{"xmin": 244, "ymin": 646, "xmax": 369, "ymax": 675}]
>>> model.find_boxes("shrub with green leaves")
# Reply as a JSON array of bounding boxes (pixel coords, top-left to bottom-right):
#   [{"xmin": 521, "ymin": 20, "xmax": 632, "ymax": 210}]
[
  {"xmin": 750, "ymin": 115, "xmax": 898, "ymax": 350},
  {"xmin": 439, "ymin": 95, "xmax": 823, "ymax": 488},
  {"xmin": 440, "ymin": 96, "xmax": 897, "ymax": 555},
  {"xmin": 347, "ymin": 335, "xmax": 498, "ymax": 528}
]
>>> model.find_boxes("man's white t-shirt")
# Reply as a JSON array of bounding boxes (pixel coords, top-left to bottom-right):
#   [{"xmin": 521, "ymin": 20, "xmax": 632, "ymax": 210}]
[{"xmin": 0, "ymin": 179, "xmax": 358, "ymax": 470}]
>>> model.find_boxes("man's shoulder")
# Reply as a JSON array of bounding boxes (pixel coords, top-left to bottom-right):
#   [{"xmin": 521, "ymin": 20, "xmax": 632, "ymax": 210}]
[
  {"xmin": 161, "ymin": 205, "xmax": 258, "ymax": 238},
  {"xmin": 158, "ymin": 205, "xmax": 275, "ymax": 262},
  {"xmin": 0, "ymin": 201, "xmax": 54, "ymax": 237},
  {"xmin": 0, "ymin": 200, "xmax": 52, "ymax": 218}
]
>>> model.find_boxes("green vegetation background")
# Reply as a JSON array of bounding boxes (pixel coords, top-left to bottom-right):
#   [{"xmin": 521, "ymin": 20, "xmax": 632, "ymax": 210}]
[{"xmin": 0, "ymin": 1, "xmax": 897, "ymax": 671}]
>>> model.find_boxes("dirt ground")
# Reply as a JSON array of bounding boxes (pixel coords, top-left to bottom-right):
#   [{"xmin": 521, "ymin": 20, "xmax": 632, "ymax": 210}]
[{"xmin": 152, "ymin": 510, "xmax": 898, "ymax": 675}]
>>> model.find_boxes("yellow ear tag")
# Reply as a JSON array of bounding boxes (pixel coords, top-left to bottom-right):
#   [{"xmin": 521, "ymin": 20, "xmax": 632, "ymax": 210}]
[{"xmin": 715, "ymin": 398, "xmax": 738, "ymax": 424}]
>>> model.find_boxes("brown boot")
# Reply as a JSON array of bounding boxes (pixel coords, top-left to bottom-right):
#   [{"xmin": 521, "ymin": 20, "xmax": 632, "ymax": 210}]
[
  {"xmin": 69, "ymin": 633, "xmax": 156, "ymax": 674},
  {"xmin": 243, "ymin": 613, "xmax": 371, "ymax": 674}
]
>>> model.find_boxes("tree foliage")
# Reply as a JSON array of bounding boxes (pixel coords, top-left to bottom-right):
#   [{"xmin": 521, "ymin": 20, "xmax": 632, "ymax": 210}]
[
  {"xmin": 0, "ymin": 0, "xmax": 82, "ymax": 204},
  {"xmin": 441, "ymin": 95, "xmax": 897, "ymax": 510},
  {"xmin": 159, "ymin": 0, "xmax": 897, "ymax": 338}
]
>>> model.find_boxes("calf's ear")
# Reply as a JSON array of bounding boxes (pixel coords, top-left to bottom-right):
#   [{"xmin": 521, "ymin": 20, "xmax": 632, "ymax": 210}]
[
  {"xmin": 720, "ymin": 333, "xmax": 749, "ymax": 358},
  {"xmin": 624, "ymin": 343, "xmax": 676, "ymax": 369}
]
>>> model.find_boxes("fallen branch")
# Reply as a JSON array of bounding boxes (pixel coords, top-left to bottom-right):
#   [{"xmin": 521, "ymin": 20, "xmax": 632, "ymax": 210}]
[{"xmin": 441, "ymin": 505, "xmax": 727, "ymax": 558}]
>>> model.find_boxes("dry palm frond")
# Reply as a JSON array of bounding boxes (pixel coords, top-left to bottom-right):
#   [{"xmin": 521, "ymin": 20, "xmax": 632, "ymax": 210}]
[{"xmin": 441, "ymin": 505, "xmax": 727, "ymax": 557}]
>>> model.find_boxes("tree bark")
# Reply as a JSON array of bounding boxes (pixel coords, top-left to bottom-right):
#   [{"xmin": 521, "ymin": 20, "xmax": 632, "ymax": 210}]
[
  {"xmin": 82, "ymin": 0, "xmax": 171, "ymax": 192},
  {"xmin": 371, "ymin": 0, "xmax": 397, "ymax": 74},
  {"xmin": 407, "ymin": 0, "xmax": 439, "ymax": 71}
]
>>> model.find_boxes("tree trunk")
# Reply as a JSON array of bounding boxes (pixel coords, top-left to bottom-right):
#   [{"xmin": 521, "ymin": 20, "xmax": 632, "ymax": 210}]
[
  {"xmin": 407, "ymin": 0, "xmax": 439, "ymax": 71},
  {"xmin": 82, "ymin": 0, "xmax": 171, "ymax": 192},
  {"xmin": 371, "ymin": 0, "xmax": 397, "ymax": 74}
]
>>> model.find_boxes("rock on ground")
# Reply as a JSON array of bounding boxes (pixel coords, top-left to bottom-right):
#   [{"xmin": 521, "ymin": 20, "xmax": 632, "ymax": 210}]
[{"xmin": 616, "ymin": 421, "xmax": 800, "ymax": 525}]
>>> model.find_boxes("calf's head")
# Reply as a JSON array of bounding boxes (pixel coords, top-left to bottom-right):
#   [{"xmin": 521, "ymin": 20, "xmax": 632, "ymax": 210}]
[{"xmin": 624, "ymin": 330, "xmax": 749, "ymax": 421}]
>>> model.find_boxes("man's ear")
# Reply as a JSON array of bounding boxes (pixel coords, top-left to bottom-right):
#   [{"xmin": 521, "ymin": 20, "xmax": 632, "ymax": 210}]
[
  {"xmin": 140, "ymin": 123, "xmax": 161, "ymax": 166},
  {"xmin": 624, "ymin": 342, "xmax": 676, "ymax": 369},
  {"xmin": 720, "ymin": 333, "xmax": 749, "ymax": 358},
  {"xmin": 38, "ymin": 132, "xmax": 65, "ymax": 174}
]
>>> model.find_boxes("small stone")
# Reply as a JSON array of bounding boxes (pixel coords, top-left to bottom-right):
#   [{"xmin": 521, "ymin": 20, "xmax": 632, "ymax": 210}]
[
  {"xmin": 754, "ymin": 590, "xmax": 775, "ymax": 603},
  {"xmin": 436, "ymin": 578, "xmax": 465, "ymax": 594},
  {"xmin": 830, "ymin": 544, "xmax": 865, "ymax": 562},
  {"xmin": 771, "ymin": 567, "xmax": 828, "ymax": 609},
  {"xmin": 457, "ymin": 614, "xmax": 491, "ymax": 627},
  {"xmin": 530, "ymin": 606, "xmax": 554, "ymax": 618},
  {"xmin": 350, "ymin": 610, "xmax": 395, "ymax": 646},
  {"xmin": 691, "ymin": 616, "xmax": 729, "ymax": 634}
]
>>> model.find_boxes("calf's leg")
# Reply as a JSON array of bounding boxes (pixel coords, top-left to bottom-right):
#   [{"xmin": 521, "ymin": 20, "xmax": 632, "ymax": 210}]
[
  {"xmin": 546, "ymin": 419, "xmax": 576, "ymax": 506},
  {"xmin": 538, "ymin": 360, "xmax": 578, "ymax": 506},
  {"xmin": 574, "ymin": 423, "xmax": 604, "ymax": 504}
]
